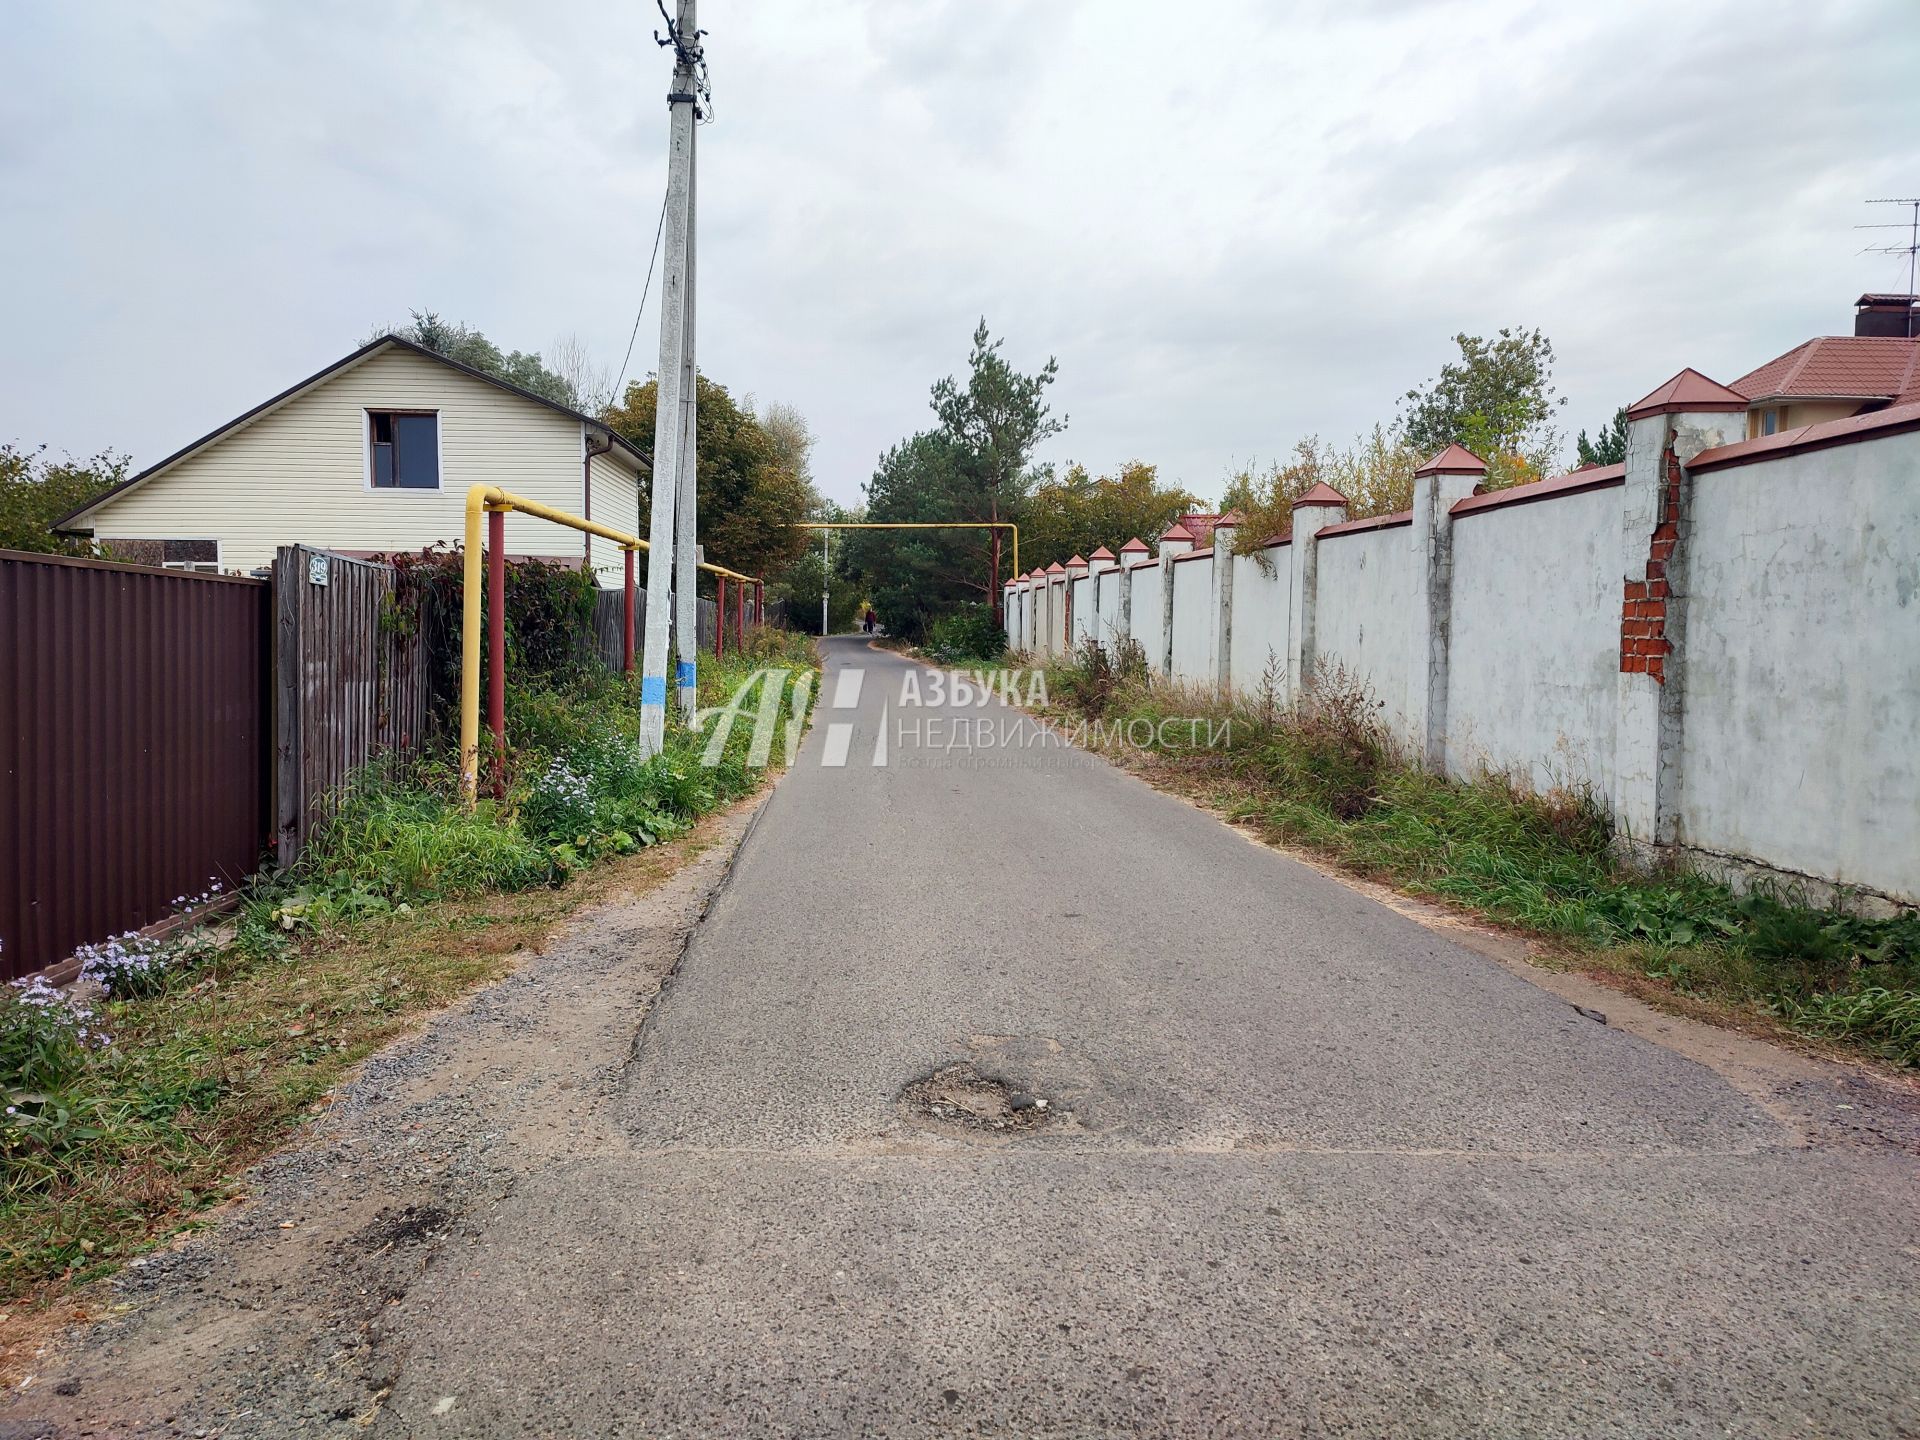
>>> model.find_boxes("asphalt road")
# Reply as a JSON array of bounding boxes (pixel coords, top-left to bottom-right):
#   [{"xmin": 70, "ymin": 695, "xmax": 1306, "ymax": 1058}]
[{"xmin": 376, "ymin": 638, "xmax": 1919, "ymax": 1438}]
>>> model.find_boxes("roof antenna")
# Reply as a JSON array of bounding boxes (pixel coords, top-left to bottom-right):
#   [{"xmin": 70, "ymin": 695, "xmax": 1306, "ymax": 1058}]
[{"xmin": 1856, "ymin": 198, "xmax": 1920, "ymax": 337}]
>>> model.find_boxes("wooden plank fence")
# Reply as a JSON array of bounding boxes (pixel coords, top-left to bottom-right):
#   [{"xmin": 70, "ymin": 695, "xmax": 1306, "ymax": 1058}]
[
  {"xmin": 273, "ymin": 546, "xmax": 438, "ymax": 867},
  {"xmin": 588, "ymin": 589, "xmax": 719, "ymax": 673}
]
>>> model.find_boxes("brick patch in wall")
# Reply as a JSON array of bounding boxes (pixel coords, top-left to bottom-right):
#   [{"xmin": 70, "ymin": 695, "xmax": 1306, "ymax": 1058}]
[{"xmin": 1620, "ymin": 447, "xmax": 1682, "ymax": 684}]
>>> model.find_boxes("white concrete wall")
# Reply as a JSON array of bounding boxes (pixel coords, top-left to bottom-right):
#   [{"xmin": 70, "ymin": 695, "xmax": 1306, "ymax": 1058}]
[
  {"xmin": 1229, "ymin": 546, "xmax": 1292, "ymax": 697},
  {"xmin": 1677, "ymin": 435, "xmax": 1920, "ymax": 903},
  {"xmin": 1069, "ymin": 574, "xmax": 1095, "ymax": 648},
  {"xmin": 1089, "ymin": 424, "xmax": 1917, "ymax": 905},
  {"xmin": 1169, "ymin": 556, "xmax": 1213, "ymax": 685},
  {"xmin": 1313, "ymin": 524, "xmax": 1413, "ymax": 735},
  {"xmin": 85, "ymin": 346, "xmax": 613, "ymax": 578},
  {"xmin": 1128, "ymin": 563, "xmax": 1163, "ymax": 667},
  {"xmin": 1047, "ymin": 579, "xmax": 1069, "ymax": 657},
  {"xmin": 1089, "ymin": 570, "xmax": 1121, "ymax": 647},
  {"xmin": 1448, "ymin": 485, "xmax": 1621, "ymax": 796}
]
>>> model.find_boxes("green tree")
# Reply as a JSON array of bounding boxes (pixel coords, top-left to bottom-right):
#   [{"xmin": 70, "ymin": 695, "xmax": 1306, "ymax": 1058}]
[
  {"xmin": 1401, "ymin": 328, "xmax": 1566, "ymax": 487},
  {"xmin": 602, "ymin": 374, "xmax": 812, "ymax": 581},
  {"xmin": 853, "ymin": 321, "xmax": 1063, "ymax": 638},
  {"xmin": 1022, "ymin": 460, "xmax": 1199, "ymax": 569},
  {"xmin": 0, "ymin": 444, "xmax": 127, "ymax": 555},
  {"xmin": 775, "ymin": 499, "xmax": 862, "ymax": 634},
  {"xmin": 367, "ymin": 310, "xmax": 580, "ymax": 409},
  {"xmin": 847, "ymin": 430, "xmax": 968, "ymax": 643},
  {"xmin": 1576, "ymin": 406, "xmax": 1630, "ymax": 467},
  {"xmin": 1221, "ymin": 425, "xmax": 1421, "ymax": 555}
]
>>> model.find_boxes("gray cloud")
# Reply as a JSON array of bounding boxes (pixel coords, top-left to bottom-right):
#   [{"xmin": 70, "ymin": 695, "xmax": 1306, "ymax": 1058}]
[{"xmin": 2, "ymin": 0, "xmax": 1915, "ymax": 505}]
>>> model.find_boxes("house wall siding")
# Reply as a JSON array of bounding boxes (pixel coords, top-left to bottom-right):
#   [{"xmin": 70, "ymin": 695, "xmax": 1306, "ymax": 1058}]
[
  {"xmin": 586, "ymin": 447, "xmax": 645, "ymax": 587},
  {"xmin": 85, "ymin": 348, "xmax": 641, "ymax": 580}
]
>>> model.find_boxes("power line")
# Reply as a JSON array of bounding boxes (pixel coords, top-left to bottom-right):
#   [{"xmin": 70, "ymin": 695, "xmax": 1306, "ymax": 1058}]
[
  {"xmin": 654, "ymin": 0, "xmax": 712, "ymax": 121},
  {"xmin": 610, "ymin": 188, "xmax": 670, "ymax": 405}
]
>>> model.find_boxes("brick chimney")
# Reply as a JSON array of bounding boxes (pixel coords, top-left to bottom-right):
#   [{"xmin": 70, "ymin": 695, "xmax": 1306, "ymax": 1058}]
[{"xmin": 1854, "ymin": 293, "xmax": 1919, "ymax": 339}]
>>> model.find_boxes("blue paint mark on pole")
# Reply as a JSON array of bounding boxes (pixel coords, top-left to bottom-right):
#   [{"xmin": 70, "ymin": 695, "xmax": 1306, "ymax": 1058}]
[
  {"xmin": 641, "ymin": 675, "xmax": 667, "ymax": 705},
  {"xmin": 677, "ymin": 661, "xmax": 697, "ymax": 686}
]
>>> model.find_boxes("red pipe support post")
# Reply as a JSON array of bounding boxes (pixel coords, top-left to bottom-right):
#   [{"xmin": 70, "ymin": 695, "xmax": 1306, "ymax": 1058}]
[
  {"xmin": 714, "ymin": 576, "xmax": 726, "ymax": 658},
  {"xmin": 622, "ymin": 549, "xmax": 635, "ymax": 673}
]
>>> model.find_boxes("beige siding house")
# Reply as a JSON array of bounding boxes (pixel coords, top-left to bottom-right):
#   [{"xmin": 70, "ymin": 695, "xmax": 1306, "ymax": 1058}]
[{"xmin": 56, "ymin": 337, "xmax": 648, "ymax": 586}]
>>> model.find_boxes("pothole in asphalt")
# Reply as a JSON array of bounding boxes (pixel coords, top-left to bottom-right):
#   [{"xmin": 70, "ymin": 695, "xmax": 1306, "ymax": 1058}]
[
  {"xmin": 356, "ymin": 1203, "xmax": 453, "ymax": 1253},
  {"xmin": 899, "ymin": 1062, "xmax": 1062, "ymax": 1136}
]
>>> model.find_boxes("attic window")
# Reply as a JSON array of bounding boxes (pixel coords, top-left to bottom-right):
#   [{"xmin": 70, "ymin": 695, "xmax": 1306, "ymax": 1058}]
[{"xmin": 369, "ymin": 411, "xmax": 439, "ymax": 489}]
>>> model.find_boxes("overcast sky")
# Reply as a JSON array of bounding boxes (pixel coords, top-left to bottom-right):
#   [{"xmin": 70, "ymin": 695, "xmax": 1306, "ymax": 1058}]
[{"xmin": 5, "ymin": 0, "xmax": 1918, "ymax": 506}]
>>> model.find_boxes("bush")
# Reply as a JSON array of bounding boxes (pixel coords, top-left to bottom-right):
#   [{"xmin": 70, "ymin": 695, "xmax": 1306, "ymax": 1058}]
[
  {"xmin": 926, "ymin": 604, "xmax": 1006, "ymax": 664},
  {"xmin": 1058, "ymin": 637, "xmax": 1147, "ymax": 718}
]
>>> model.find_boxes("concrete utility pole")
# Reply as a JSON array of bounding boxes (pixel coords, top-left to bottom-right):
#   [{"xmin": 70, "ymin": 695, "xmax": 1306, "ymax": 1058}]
[
  {"xmin": 639, "ymin": 0, "xmax": 699, "ymax": 756},
  {"xmin": 672, "ymin": 122, "xmax": 700, "ymax": 716},
  {"xmin": 820, "ymin": 527, "xmax": 830, "ymax": 637}
]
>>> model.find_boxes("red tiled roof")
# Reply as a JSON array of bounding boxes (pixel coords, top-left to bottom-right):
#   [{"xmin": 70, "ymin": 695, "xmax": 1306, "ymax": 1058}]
[
  {"xmin": 1730, "ymin": 336, "xmax": 1920, "ymax": 405},
  {"xmin": 1414, "ymin": 443, "xmax": 1486, "ymax": 476},
  {"xmin": 1291, "ymin": 481, "xmax": 1349, "ymax": 509},
  {"xmin": 1172, "ymin": 512, "xmax": 1224, "ymax": 545},
  {"xmin": 1688, "ymin": 399, "xmax": 1920, "ymax": 473},
  {"xmin": 1626, "ymin": 367, "xmax": 1747, "ymax": 419}
]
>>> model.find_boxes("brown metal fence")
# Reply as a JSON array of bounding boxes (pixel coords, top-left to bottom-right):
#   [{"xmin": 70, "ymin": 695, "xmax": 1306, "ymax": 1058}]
[
  {"xmin": 273, "ymin": 547, "xmax": 439, "ymax": 867},
  {"xmin": 0, "ymin": 550, "xmax": 270, "ymax": 981},
  {"xmin": 0, "ymin": 545, "xmax": 738, "ymax": 979}
]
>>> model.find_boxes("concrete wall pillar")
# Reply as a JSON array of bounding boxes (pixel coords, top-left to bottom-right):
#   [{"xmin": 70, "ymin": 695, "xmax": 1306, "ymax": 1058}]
[
  {"xmin": 1045, "ymin": 564, "xmax": 1067, "ymax": 657},
  {"xmin": 1156, "ymin": 522, "xmax": 1194, "ymax": 676},
  {"xmin": 1209, "ymin": 518, "xmax": 1239, "ymax": 689},
  {"xmin": 1407, "ymin": 446, "xmax": 1486, "ymax": 771},
  {"xmin": 1088, "ymin": 547, "xmax": 1117, "ymax": 647},
  {"xmin": 1117, "ymin": 539, "xmax": 1148, "ymax": 657},
  {"xmin": 1286, "ymin": 485, "xmax": 1348, "ymax": 699},
  {"xmin": 1610, "ymin": 369, "xmax": 1747, "ymax": 862}
]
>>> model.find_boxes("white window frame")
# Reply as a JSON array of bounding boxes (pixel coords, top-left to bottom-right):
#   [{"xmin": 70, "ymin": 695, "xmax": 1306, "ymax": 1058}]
[{"xmin": 363, "ymin": 407, "xmax": 444, "ymax": 492}]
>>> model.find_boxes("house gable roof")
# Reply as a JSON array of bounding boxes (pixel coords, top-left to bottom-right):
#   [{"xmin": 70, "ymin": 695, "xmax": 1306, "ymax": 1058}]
[
  {"xmin": 55, "ymin": 335, "xmax": 648, "ymax": 532},
  {"xmin": 1729, "ymin": 335, "xmax": 1920, "ymax": 407}
]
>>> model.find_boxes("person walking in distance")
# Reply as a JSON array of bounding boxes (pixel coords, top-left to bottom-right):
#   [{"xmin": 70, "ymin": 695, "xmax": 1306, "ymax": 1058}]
[{"xmin": 863, "ymin": 607, "xmax": 877, "ymax": 636}]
